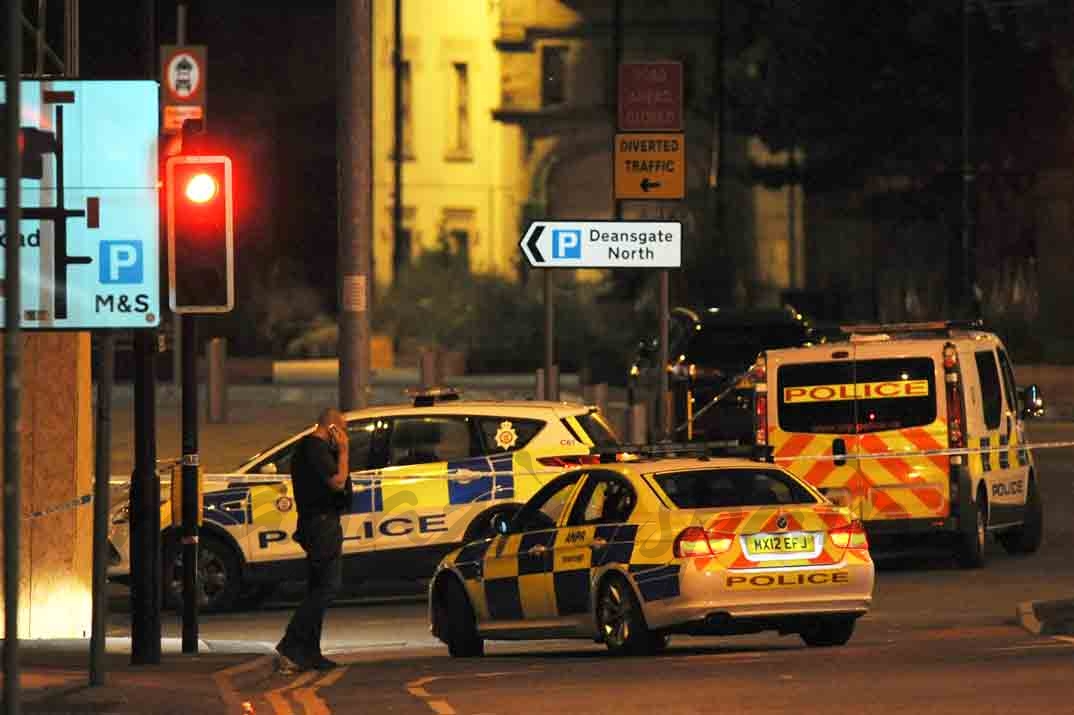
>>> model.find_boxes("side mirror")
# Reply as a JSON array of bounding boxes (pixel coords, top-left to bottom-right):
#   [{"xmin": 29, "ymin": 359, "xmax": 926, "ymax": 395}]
[
  {"xmin": 1019, "ymin": 384, "xmax": 1045, "ymax": 419},
  {"xmin": 259, "ymin": 462, "xmax": 279, "ymax": 475},
  {"xmin": 490, "ymin": 513, "xmax": 512, "ymax": 536}
]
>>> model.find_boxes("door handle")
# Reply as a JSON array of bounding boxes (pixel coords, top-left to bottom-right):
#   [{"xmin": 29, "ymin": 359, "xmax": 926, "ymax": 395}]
[
  {"xmin": 832, "ymin": 438, "xmax": 847, "ymax": 467},
  {"xmin": 527, "ymin": 544, "xmax": 549, "ymax": 555}
]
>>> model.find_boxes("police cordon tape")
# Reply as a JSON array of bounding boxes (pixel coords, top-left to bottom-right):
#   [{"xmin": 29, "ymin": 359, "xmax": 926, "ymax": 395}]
[{"xmin": 23, "ymin": 493, "xmax": 92, "ymax": 521}]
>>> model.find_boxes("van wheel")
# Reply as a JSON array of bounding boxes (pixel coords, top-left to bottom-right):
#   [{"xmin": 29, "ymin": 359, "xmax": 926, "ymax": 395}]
[
  {"xmin": 999, "ymin": 478, "xmax": 1043, "ymax": 555},
  {"xmin": 440, "ymin": 578, "xmax": 483, "ymax": 657},
  {"xmin": 956, "ymin": 489, "xmax": 987, "ymax": 569},
  {"xmin": 800, "ymin": 615, "xmax": 856, "ymax": 647},
  {"xmin": 164, "ymin": 533, "xmax": 242, "ymax": 612}
]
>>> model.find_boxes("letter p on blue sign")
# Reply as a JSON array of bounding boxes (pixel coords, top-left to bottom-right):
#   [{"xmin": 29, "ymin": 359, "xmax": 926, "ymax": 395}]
[
  {"xmin": 552, "ymin": 228, "xmax": 581, "ymax": 259},
  {"xmin": 100, "ymin": 240, "xmax": 143, "ymax": 284}
]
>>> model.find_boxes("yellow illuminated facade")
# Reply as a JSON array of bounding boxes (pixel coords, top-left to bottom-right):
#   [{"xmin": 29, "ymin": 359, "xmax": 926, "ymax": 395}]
[{"xmin": 372, "ymin": 0, "xmax": 516, "ymax": 287}]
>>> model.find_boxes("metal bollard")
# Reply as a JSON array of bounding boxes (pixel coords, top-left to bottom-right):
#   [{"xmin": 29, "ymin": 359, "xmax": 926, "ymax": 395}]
[
  {"xmin": 535, "ymin": 368, "xmax": 545, "ymax": 401},
  {"xmin": 629, "ymin": 403, "xmax": 647, "ymax": 445},
  {"xmin": 592, "ymin": 382, "xmax": 609, "ymax": 417},
  {"xmin": 207, "ymin": 337, "xmax": 228, "ymax": 424},
  {"xmin": 419, "ymin": 349, "xmax": 438, "ymax": 389},
  {"xmin": 549, "ymin": 364, "xmax": 560, "ymax": 401}
]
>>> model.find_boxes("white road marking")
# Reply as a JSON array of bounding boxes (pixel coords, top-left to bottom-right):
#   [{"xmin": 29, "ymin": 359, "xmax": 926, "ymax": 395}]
[
  {"xmin": 405, "ymin": 670, "xmax": 532, "ymax": 715},
  {"xmin": 213, "ymin": 655, "xmax": 273, "ymax": 714}
]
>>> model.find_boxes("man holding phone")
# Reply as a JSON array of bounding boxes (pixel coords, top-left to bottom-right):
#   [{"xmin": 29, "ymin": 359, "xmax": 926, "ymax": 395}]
[{"xmin": 276, "ymin": 408, "xmax": 351, "ymax": 673}]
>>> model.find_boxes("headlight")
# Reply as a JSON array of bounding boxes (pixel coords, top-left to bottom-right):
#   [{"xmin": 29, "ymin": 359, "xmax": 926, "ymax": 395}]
[{"xmin": 111, "ymin": 504, "xmax": 130, "ymax": 526}]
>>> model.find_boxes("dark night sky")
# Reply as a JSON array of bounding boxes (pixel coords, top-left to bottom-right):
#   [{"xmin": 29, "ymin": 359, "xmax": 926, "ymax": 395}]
[{"xmin": 78, "ymin": 1, "xmax": 341, "ymax": 340}]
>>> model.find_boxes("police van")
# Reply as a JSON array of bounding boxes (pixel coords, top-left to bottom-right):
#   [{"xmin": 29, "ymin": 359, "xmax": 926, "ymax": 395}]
[
  {"xmin": 108, "ymin": 391, "xmax": 620, "ymax": 610},
  {"xmin": 752, "ymin": 321, "xmax": 1044, "ymax": 567}
]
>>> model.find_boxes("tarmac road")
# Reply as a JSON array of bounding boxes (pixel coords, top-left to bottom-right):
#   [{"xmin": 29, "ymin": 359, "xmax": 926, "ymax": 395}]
[{"xmin": 92, "ymin": 413, "xmax": 1074, "ymax": 713}]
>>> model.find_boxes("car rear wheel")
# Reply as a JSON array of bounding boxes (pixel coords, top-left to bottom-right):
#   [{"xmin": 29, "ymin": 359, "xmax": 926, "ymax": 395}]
[
  {"xmin": 998, "ymin": 478, "xmax": 1043, "ymax": 555},
  {"xmin": 441, "ymin": 578, "xmax": 484, "ymax": 658},
  {"xmin": 956, "ymin": 490, "xmax": 987, "ymax": 569},
  {"xmin": 799, "ymin": 615, "xmax": 856, "ymax": 647},
  {"xmin": 597, "ymin": 575, "xmax": 662, "ymax": 656}
]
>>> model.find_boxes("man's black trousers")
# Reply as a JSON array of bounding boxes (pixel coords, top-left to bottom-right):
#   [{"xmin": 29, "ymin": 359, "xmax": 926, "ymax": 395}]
[{"xmin": 278, "ymin": 513, "xmax": 343, "ymax": 666}]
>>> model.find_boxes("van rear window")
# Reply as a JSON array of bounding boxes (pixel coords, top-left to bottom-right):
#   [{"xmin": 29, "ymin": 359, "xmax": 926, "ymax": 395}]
[{"xmin": 777, "ymin": 358, "xmax": 936, "ymax": 434}]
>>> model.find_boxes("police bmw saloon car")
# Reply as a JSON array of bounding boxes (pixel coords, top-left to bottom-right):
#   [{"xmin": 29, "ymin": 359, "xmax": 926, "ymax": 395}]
[{"xmin": 429, "ymin": 455, "xmax": 874, "ymax": 656}]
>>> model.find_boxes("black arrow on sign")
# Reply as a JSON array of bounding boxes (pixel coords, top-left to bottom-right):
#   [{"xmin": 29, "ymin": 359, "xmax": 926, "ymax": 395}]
[
  {"xmin": 526, "ymin": 224, "xmax": 545, "ymax": 263},
  {"xmin": 640, "ymin": 177, "xmax": 662, "ymax": 193}
]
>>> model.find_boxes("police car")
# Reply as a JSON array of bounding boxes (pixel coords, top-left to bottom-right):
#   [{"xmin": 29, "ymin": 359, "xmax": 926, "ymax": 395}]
[
  {"xmin": 754, "ymin": 320, "xmax": 1045, "ymax": 567},
  {"xmin": 429, "ymin": 448, "xmax": 874, "ymax": 656},
  {"xmin": 108, "ymin": 390, "xmax": 620, "ymax": 611}
]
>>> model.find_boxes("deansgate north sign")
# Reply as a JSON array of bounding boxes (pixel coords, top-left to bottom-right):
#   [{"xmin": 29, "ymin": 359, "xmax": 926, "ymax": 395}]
[{"xmin": 520, "ymin": 220, "xmax": 682, "ymax": 269}]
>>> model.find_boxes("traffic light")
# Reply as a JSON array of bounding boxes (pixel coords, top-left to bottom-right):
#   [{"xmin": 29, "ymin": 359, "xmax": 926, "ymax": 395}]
[
  {"xmin": 166, "ymin": 155, "xmax": 234, "ymax": 313},
  {"xmin": 0, "ymin": 111, "xmax": 57, "ymax": 179}
]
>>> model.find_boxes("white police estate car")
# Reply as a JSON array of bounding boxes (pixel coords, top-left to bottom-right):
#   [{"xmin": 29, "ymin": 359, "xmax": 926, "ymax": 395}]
[{"xmin": 108, "ymin": 391, "xmax": 620, "ymax": 611}]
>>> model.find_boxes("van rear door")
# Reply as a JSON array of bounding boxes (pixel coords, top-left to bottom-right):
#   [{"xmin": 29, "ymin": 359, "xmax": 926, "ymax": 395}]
[{"xmin": 770, "ymin": 347, "xmax": 949, "ymax": 523}]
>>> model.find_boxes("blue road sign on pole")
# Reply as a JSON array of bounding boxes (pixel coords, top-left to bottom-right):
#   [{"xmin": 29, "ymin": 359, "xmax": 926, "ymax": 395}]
[
  {"xmin": 520, "ymin": 220, "xmax": 682, "ymax": 269},
  {"xmin": 0, "ymin": 81, "xmax": 160, "ymax": 329}
]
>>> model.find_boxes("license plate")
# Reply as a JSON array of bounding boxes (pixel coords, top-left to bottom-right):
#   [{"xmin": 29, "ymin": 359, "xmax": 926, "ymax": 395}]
[{"xmin": 747, "ymin": 533, "xmax": 813, "ymax": 555}]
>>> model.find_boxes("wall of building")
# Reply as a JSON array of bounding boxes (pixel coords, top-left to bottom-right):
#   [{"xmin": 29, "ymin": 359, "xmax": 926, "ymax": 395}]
[
  {"xmin": 0, "ymin": 333, "xmax": 93, "ymax": 639},
  {"xmin": 372, "ymin": 0, "xmax": 515, "ymax": 288}
]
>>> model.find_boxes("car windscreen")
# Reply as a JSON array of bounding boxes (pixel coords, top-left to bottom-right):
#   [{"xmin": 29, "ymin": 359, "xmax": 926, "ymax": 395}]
[
  {"xmin": 653, "ymin": 468, "xmax": 818, "ymax": 509},
  {"xmin": 777, "ymin": 357, "xmax": 937, "ymax": 435},
  {"xmin": 688, "ymin": 324, "xmax": 810, "ymax": 368}
]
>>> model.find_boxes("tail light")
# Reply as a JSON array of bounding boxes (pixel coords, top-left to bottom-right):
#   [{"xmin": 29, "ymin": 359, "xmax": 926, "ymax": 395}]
[
  {"xmin": 674, "ymin": 527, "xmax": 735, "ymax": 558},
  {"xmin": 752, "ymin": 356, "xmax": 768, "ymax": 445},
  {"xmin": 943, "ymin": 343, "xmax": 965, "ymax": 453},
  {"xmin": 828, "ymin": 520, "xmax": 869, "ymax": 550},
  {"xmin": 537, "ymin": 455, "xmax": 600, "ymax": 468}
]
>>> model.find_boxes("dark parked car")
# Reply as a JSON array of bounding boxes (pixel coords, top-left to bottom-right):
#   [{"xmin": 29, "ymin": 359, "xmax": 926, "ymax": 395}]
[{"xmin": 629, "ymin": 306, "xmax": 815, "ymax": 443}]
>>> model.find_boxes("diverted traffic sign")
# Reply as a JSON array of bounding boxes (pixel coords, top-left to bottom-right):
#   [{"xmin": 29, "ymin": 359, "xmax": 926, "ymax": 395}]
[
  {"xmin": 618, "ymin": 61, "xmax": 683, "ymax": 131},
  {"xmin": 614, "ymin": 133, "xmax": 685, "ymax": 200},
  {"xmin": 161, "ymin": 45, "xmax": 207, "ymax": 134},
  {"xmin": 520, "ymin": 221, "xmax": 681, "ymax": 269},
  {"xmin": 0, "ymin": 81, "xmax": 160, "ymax": 329}
]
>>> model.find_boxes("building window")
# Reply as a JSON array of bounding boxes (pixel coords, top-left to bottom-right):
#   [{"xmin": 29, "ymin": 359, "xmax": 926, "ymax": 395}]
[
  {"xmin": 441, "ymin": 208, "xmax": 476, "ymax": 271},
  {"xmin": 447, "ymin": 62, "xmax": 472, "ymax": 159},
  {"xmin": 398, "ymin": 60, "xmax": 414, "ymax": 159},
  {"xmin": 388, "ymin": 206, "xmax": 417, "ymax": 278},
  {"xmin": 541, "ymin": 46, "xmax": 567, "ymax": 107}
]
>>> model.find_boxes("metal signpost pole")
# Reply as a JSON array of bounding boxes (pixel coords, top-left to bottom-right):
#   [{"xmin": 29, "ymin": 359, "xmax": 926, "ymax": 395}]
[
  {"xmin": 658, "ymin": 270, "xmax": 669, "ymax": 439},
  {"xmin": 4, "ymin": 0, "xmax": 23, "ymax": 709},
  {"xmin": 181, "ymin": 317, "xmax": 199, "ymax": 653},
  {"xmin": 89, "ymin": 333, "xmax": 113, "ymax": 685},
  {"xmin": 544, "ymin": 270, "xmax": 555, "ymax": 400}
]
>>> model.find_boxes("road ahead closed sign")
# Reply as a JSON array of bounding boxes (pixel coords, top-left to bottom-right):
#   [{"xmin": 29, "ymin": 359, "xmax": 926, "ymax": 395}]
[
  {"xmin": 520, "ymin": 221, "xmax": 681, "ymax": 269},
  {"xmin": 615, "ymin": 133, "xmax": 685, "ymax": 200}
]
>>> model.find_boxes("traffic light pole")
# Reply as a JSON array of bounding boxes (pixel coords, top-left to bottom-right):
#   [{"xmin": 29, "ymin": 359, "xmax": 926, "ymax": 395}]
[
  {"xmin": 130, "ymin": 329, "xmax": 161, "ymax": 666},
  {"xmin": 180, "ymin": 316, "xmax": 199, "ymax": 653}
]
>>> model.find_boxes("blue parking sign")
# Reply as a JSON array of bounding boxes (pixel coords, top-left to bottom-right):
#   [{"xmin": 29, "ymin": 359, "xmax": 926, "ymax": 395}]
[{"xmin": 99, "ymin": 240, "xmax": 144, "ymax": 284}]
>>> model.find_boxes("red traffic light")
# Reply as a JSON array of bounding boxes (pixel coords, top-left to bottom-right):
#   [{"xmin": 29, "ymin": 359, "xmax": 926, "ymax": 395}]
[
  {"xmin": 184, "ymin": 172, "xmax": 218, "ymax": 203},
  {"xmin": 166, "ymin": 155, "xmax": 234, "ymax": 314}
]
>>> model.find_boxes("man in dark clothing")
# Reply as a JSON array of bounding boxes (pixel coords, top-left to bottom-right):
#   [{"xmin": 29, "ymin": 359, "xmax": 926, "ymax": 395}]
[{"xmin": 276, "ymin": 408, "xmax": 350, "ymax": 674}]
